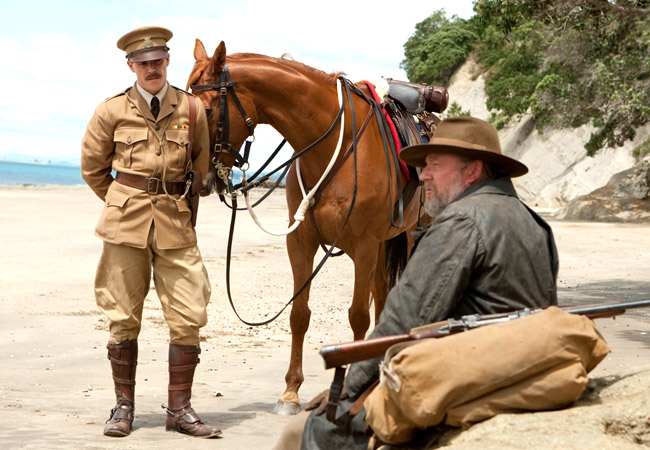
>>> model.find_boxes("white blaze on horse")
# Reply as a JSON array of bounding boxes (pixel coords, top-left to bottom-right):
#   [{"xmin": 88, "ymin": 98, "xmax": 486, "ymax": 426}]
[{"xmin": 187, "ymin": 40, "xmax": 447, "ymax": 414}]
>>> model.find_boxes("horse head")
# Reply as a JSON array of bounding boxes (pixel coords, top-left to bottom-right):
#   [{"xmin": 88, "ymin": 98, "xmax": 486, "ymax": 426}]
[{"xmin": 188, "ymin": 40, "xmax": 257, "ymax": 195}]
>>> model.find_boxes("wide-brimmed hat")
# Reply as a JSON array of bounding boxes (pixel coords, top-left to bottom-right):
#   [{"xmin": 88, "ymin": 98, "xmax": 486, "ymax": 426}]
[
  {"xmin": 399, "ymin": 116, "xmax": 528, "ymax": 177},
  {"xmin": 117, "ymin": 26, "xmax": 172, "ymax": 63}
]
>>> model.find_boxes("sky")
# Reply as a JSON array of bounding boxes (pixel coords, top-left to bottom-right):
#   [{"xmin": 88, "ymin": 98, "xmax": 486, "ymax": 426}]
[{"xmin": 0, "ymin": 0, "xmax": 476, "ymax": 169}]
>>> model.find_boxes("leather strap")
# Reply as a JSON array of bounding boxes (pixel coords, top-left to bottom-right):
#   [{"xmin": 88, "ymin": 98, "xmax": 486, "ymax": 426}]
[
  {"xmin": 108, "ymin": 355, "xmax": 137, "ymax": 366},
  {"xmin": 169, "ymin": 364, "xmax": 197, "ymax": 373},
  {"xmin": 115, "ymin": 171, "xmax": 186, "ymax": 195},
  {"xmin": 185, "ymin": 95, "xmax": 196, "ymax": 174},
  {"xmin": 326, "ymin": 366, "xmax": 379, "ymax": 426}
]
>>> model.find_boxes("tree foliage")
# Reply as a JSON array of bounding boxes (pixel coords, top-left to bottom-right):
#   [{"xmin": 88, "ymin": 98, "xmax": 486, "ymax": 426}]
[
  {"xmin": 403, "ymin": 0, "xmax": 650, "ymax": 155},
  {"xmin": 400, "ymin": 10, "xmax": 478, "ymax": 86}
]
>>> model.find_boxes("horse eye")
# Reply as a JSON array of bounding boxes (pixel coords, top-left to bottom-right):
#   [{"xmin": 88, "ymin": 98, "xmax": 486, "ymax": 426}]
[{"xmin": 205, "ymin": 108, "xmax": 213, "ymax": 118}]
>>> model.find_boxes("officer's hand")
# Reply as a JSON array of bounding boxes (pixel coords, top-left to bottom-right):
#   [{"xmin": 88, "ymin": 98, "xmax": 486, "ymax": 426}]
[{"xmin": 202, "ymin": 169, "xmax": 218, "ymax": 196}]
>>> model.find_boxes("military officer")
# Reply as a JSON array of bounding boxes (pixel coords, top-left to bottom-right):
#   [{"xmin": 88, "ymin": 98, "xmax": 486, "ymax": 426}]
[{"xmin": 81, "ymin": 26, "xmax": 221, "ymax": 439}]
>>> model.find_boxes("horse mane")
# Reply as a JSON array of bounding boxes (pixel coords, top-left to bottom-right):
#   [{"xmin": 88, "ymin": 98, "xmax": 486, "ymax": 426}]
[{"xmin": 188, "ymin": 51, "xmax": 345, "ymax": 89}]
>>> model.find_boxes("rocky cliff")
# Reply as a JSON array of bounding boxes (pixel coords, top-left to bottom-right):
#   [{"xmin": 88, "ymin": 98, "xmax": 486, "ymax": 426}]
[{"xmin": 446, "ymin": 57, "xmax": 650, "ymax": 222}]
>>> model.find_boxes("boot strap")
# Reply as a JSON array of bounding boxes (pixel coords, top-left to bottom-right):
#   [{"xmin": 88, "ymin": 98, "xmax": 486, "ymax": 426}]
[
  {"xmin": 108, "ymin": 355, "xmax": 138, "ymax": 366},
  {"xmin": 168, "ymin": 382, "xmax": 192, "ymax": 391},
  {"xmin": 169, "ymin": 363, "xmax": 197, "ymax": 373},
  {"xmin": 107, "ymin": 340, "xmax": 137, "ymax": 350},
  {"xmin": 108, "ymin": 400, "xmax": 134, "ymax": 422},
  {"xmin": 162, "ymin": 404, "xmax": 201, "ymax": 424},
  {"xmin": 113, "ymin": 375, "xmax": 136, "ymax": 385}
]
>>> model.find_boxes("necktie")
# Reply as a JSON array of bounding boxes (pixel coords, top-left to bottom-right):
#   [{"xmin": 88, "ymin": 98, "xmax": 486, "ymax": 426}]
[{"xmin": 150, "ymin": 96, "xmax": 160, "ymax": 119}]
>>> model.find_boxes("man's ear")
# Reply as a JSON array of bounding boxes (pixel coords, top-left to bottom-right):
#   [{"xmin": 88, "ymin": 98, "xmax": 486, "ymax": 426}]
[
  {"xmin": 466, "ymin": 160, "xmax": 484, "ymax": 184},
  {"xmin": 127, "ymin": 61, "xmax": 135, "ymax": 73}
]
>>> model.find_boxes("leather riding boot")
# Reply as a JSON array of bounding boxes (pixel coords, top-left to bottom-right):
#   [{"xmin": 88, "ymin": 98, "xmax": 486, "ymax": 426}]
[
  {"xmin": 162, "ymin": 344, "xmax": 222, "ymax": 438},
  {"xmin": 103, "ymin": 339, "xmax": 137, "ymax": 437}
]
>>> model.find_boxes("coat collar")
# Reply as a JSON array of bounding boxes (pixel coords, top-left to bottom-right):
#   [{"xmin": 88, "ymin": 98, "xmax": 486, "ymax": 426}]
[
  {"xmin": 412, "ymin": 177, "xmax": 519, "ymax": 242},
  {"xmin": 453, "ymin": 176, "xmax": 518, "ymax": 203},
  {"xmin": 127, "ymin": 82, "xmax": 178, "ymax": 123}
]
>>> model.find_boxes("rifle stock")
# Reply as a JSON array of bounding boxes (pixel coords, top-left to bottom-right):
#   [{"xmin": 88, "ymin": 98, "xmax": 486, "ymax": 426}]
[{"xmin": 319, "ymin": 300, "xmax": 650, "ymax": 370}]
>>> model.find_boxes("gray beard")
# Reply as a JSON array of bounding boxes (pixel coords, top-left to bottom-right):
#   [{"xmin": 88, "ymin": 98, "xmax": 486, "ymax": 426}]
[
  {"xmin": 424, "ymin": 181, "xmax": 467, "ymax": 217},
  {"xmin": 424, "ymin": 196, "xmax": 447, "ymax": 217}
]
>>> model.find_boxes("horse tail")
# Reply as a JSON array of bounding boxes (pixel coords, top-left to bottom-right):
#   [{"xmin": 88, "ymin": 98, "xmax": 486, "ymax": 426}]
[
  {"xmin": 371, "ymin": 232, "xmax": 410, "ymax": 319},
  {"xmin": 384, "ymin": 232, "xmax": 409, "ymax": 291}
]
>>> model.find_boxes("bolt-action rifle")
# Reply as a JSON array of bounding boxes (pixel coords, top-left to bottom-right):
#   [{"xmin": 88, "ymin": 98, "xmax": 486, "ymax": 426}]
[
  {"xmin": 318, "ymin": 300, "xmax": 650, "ymax": 427},
  {"xmin": 320, "ymin": 300, "xmax": 650, "ymax": 370}
]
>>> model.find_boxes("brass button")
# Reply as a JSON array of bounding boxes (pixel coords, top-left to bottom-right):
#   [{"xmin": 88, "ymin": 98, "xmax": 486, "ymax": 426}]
[
  {"xmin": 151, "ymin": 197, "xmax": 158, "ymax": 204},
  {"xmin": 156, "ymin": 150, "xmax": 161, "ymax": 156},
  {"xmin": 180, "ymin": 140, "xmax": 185, "ymax": 145},
  {"xmin": 127, "ymin": 137, "xmax": 132, "ymax": 144},
  {"xmin": 155, "ymin": 124, "xmax": 160, "ymax": 130}
]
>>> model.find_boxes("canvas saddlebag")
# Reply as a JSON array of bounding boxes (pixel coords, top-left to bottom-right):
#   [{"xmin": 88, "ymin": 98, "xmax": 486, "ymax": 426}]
[{"xmin": 363, "ymin": 306, "xmax": 611, "ymax": 445}]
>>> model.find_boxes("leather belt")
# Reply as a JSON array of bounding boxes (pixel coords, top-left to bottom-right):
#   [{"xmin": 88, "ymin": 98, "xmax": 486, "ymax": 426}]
[{"xmin": 115, "ymin": 172, "xmax": 186, "ymax": 195}]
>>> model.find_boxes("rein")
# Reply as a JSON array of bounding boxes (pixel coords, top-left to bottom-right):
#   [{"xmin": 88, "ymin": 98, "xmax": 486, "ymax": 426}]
[
  {"xmin": 191, "ymin": 67, "xmax": 405, "ymax": 326},
  {"xmin": 221, "ymin": 76, "xmax": 362, "ymax": 326}
]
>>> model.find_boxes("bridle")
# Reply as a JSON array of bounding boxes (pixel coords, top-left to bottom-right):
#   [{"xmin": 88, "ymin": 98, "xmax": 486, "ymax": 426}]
[
  {"xmin": 191, "ymin": 63, "xmax": 257, "ymax": 191},
  {"xmin": 190, "ymin": 63, "xmax": 346, "ymax": 197}
]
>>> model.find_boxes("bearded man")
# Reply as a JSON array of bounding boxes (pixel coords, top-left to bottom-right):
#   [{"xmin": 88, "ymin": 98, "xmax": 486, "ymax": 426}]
[{"xmin": 275, "ymin": 116, "xmax": 559, "ymax": 450}]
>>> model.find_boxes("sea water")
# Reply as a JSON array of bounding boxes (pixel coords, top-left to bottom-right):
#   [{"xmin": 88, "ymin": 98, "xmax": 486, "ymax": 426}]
[
  {"xmin": 0, "ymin": 160, "xmax": 257, "ymax": 187},
  {"xmin": 0, "ymin": 160, "xmax": 85, "ymax": 186}
]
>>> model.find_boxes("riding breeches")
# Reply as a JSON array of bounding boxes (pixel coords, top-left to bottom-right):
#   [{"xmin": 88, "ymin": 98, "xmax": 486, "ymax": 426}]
[{"xmin": 94, "ymin": 225, "xmax": 211, "ymax": 346}]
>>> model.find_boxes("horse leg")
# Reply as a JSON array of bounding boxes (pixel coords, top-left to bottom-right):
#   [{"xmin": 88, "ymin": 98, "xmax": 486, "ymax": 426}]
[
  {"xmin": 272, "ymin": 228, "xmax": 318, "ymax": 415},
  {"xmin": 348, "ymin": 245, "xmax": 378, "ymax": 340}
]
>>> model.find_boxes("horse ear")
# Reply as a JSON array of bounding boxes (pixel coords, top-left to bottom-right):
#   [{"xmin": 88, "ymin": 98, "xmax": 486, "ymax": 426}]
[
  {"xmin": 194, "ymin": 39, "xmax": 209, "ymax": 62},
  {"xmin": 210, "ymin": 41, "xmax": 227, "ymax": 73}
]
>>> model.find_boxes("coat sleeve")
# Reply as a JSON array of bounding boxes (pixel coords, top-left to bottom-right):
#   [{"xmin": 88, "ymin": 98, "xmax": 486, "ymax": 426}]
[
  {"xmin": 81, "ymin": 102, "xmax": 116, "ymax": 201},
  {"xmin": 345, "ymin": 213, "xmax": 482, "ymax": 398}
]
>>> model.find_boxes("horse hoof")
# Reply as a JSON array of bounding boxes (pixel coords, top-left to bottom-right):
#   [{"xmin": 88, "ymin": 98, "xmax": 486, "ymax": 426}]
[{"xmin": 272, "ymin": 401, "xmax": 302, "ymax": 416}]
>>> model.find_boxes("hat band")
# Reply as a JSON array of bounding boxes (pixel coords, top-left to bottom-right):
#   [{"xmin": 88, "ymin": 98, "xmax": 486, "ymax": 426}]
[
  {"xmin": 126, "ymin": 45, "xmax": 169, "ymax": 60},
  {"xmin": 429, "ymin": 137, "xmax": 499, "ymax": 154}
]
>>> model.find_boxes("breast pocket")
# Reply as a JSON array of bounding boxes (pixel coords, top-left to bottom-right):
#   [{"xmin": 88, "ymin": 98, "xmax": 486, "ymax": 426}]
[
  {"xmin": 165, "ymin": 129, "xmax": 189, "ymax": 168},
  {"xmin": 114, "ymin": 128, "xmax": 148, "ymax": 169}
]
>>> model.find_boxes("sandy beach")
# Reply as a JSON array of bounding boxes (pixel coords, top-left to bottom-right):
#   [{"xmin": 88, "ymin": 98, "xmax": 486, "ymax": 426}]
[{"xmin": 0, "ymin": 185, "xmax": 648, "ymax": 449}]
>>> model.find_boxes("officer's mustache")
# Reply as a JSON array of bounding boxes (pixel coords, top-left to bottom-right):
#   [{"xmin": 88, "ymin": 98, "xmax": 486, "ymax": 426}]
[{"xmin": 146, "ymin": 73, "xmax": 161, "ymax": 80}]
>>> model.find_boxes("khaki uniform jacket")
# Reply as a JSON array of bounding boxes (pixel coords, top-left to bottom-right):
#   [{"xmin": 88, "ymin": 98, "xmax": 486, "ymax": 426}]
[{"xmin": 81, "ymin": 83, "xmax": 210, "ymax": 249}]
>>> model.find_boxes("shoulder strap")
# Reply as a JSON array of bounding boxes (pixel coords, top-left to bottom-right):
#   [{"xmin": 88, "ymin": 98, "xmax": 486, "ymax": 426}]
[
  {"xmin": 106, "ymin": 87, "xmax": 131, "ymax": 101},
  {"xmin": 185, "ymin": 94, "xmax": 197, "ymax": 174}
]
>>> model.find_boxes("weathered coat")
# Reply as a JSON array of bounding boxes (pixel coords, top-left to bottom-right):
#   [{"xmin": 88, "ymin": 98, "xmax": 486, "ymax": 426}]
[
  {"xmin": 81, "ymin": 83, "xmax": 210, "ymax": 249},
  {"xmin": 301, "ymin": 177, "xmax": 559, "ymax": 449}
]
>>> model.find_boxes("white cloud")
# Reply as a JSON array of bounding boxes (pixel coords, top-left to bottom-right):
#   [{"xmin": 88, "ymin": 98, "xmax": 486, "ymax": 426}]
[{"xmin": 0, "ymin": 0, "xmax": 476, "ymax": 167}]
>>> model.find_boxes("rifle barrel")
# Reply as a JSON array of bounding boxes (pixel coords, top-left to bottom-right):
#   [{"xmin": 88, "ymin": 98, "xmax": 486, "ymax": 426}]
[{"xmin": 319, "ymin": 299, "xmax": 650, "ymax": 370}]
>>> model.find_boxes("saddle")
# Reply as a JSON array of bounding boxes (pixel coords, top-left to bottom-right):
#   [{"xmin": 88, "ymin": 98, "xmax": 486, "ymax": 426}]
[
  {"xmin": 385, "ymin": 80, "xmax": 448, "ymax": 148},
  {"xmin": 386, "ymin": 79, "xmax": 449, "ymax": 115},
  {"xmin": 365, "ymin": 78, "xmax": 448, "ymax": 152}
]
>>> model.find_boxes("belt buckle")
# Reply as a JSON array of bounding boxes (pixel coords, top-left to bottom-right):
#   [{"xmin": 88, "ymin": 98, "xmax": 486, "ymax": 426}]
[{"xmin": 147, "ymin": 177, "xmax": 161, "ymax": 194}]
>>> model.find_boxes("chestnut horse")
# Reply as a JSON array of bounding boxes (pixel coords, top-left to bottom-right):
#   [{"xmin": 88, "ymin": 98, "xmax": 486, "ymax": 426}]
[{"xmin": 188, "ymin": 40, "xmax": 426, "ymax": 414}]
